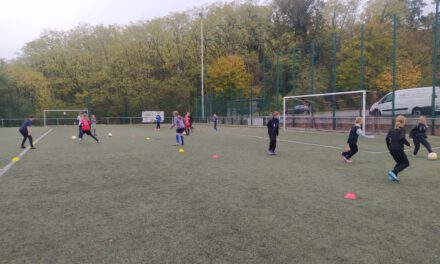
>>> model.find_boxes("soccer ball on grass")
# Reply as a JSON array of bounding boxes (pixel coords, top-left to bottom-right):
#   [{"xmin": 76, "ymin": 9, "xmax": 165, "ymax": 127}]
[{"xmin": 428, "ymin": 152, "xmax": 437, "ymax": 160}]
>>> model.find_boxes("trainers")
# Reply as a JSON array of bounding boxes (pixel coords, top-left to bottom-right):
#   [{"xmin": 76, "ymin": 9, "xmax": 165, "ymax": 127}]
[
  {"xmin": 268, "ymin": 151, "xmax": 273, "ymax": 155},
  {"xmin": 388, "ymin": 171, "xmax": 399, "ymax": 182},
  {"xmin": 342, "ymin": 156, "xmax": 352, "ymax": 163},
  {"xmin": 341, "ymin": 153, "xmax": 346, "ymax": 161},
  {"xmin": 20, "ymin": 145, "xmax": 26, "ymax": 149}
]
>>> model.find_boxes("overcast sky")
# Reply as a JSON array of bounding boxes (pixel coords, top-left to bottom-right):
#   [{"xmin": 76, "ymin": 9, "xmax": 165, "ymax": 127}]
[
  {"xmin": 0, "ymin": 0, "xmax": 239, "ymax": 59},
  {"xmin": 0, "ymin": 0, "xmax": 436, "ymax": 60}
]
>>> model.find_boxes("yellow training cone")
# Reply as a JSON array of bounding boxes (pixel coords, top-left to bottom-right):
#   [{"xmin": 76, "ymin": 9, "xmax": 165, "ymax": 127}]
[
  {"xmin": 146, "ymin": 137, "xmax": 151, "ymax": 140},
  {"xmin": 178, "ymin": 148, "xmax": 185, "ymax": 153},
  {"xmin": 12, "ymin": 157, "xmax": 20, "ymax": 162}
]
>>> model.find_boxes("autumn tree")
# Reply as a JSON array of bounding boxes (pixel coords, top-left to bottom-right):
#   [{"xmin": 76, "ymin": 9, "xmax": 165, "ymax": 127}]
[
  {"xmin": 375, "ymin": 58, "xmax": 422, "ymax": 92},
  {"xmin": 207, "ymin": 55, "xmax": 252, "ymax": 98}
]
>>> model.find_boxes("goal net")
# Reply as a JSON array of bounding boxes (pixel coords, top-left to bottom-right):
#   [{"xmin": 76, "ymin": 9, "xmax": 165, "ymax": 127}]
[
  {"xmin": 43, "ymin": 109, "xmax": 89, "ymax": 126},
  {"xmin": 283, "ymin": 91, "xmax": 368, "ymax": 132}
]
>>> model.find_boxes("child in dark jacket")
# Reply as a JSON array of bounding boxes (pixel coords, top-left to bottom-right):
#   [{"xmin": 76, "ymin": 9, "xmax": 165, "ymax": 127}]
[
  {"xmin": 386, "ymin": 115, "xmax": 411, "ymax": 182},
  {"xmin": 410, "ymin": 116, "xmax": 433, "ymax": 156},
  {"xmin": 341, "ymin": 117, "xmax": 374, "ymax": 163},
  {"xmin": 267, "ymin": 112, "xmax": 280, "ymax": 155}
]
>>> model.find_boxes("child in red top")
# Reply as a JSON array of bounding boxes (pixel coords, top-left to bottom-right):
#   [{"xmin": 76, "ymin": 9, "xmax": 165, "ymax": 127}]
[
  {"xmin": 184, "ymin": 112, "xmax": 191, "ymax": 136},
  {"xmin": 79, "ymin": 114, "xmax": 99, "ymax": 144}
]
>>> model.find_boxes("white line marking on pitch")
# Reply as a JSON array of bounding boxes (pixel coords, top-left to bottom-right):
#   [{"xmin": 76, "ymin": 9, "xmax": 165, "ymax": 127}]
[
  {"xmin": 0, "ymin": 129, "xmax": 53, "ymax": 178},
  {"xmin": 228, "ymin": 133, "xmax": 440, "ymax": 155}
]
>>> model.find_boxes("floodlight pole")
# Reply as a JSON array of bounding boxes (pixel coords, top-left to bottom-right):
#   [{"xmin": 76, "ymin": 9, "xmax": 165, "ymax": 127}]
[{"xmin": 200, "ymin": 12, "xmax": 205, "ymax": 122}]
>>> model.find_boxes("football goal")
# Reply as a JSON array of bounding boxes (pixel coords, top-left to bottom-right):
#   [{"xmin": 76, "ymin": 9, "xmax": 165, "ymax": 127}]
[
  {"xmin": 282, "ymin": 90, "xmax": 367, "ymax": 132},
  {"xmin": 43, "ymin": 109, "xmax": 89, "ymax": 127}
]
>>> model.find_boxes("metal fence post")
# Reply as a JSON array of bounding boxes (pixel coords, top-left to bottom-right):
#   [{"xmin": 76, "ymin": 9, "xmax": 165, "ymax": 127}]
[
  {"xmin": 332, "ymin": 32, "xmax": 337, "ymax": 130},
  {"xmin": 276, "ymin": 51, "xmax": 280, "ymax": 112},
  {"xmin": 432, "ymin": 0, "xmax": 439, "ymax": 135},
  {"xmin": 392, "ymin": 15, "xmax": 397, "ymax": 127}
]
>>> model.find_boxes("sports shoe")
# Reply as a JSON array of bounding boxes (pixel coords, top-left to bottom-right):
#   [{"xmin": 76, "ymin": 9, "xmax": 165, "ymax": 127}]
[
  {"xmin": 30, "ymin": 146, "xmax": 36, "ymax": 149},
  {"xmin": 342, "ymin": 156, "xmax": 352, "ymax": 163},
  {"xmin": 388, "ymin": 171, "xmax": 399, "ymax": 182},
  {"xmin": 20, "ymin": 145, "xmax": 26, "ymax": 149},
  {"xmin": 340, "ymin": 153, "xmax": 346, "ymax": 161},
  {"xmin": 268, "ymin": 151, "xmax": 273, "ymax": 155}
]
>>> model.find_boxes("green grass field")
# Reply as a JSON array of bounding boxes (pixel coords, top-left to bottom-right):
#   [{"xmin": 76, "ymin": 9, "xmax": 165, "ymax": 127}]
[{"xmin": 0, "ymin": 124, "xmax": 439, "ymax": 263}]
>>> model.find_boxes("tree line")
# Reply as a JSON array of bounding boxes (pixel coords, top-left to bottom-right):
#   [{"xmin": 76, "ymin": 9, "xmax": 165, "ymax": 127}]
[{"xmin": 0, "ymin": 0, "xmax": 436, "ymax": 118}]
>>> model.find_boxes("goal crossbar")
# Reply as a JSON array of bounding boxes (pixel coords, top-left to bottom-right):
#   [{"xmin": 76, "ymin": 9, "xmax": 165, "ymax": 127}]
[{"xmin": 283, "ymin": 90, "xmax": 367, "ymax": 131}]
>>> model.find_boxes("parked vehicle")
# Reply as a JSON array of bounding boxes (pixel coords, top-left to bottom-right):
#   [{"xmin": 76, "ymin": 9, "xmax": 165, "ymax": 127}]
[
  {"xmin": 369, "ymin": 87, "xmax": 440, "ymax": 116},
  {"xmin": 288, "ymin": 105, "xmax": 311, "ymax": 114}
]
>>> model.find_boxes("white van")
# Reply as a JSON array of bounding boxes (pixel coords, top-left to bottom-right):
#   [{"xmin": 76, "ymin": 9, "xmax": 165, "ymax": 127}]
[{"xmin": 369, "ymin": 87, "xmax": 440, "ymax": 116}]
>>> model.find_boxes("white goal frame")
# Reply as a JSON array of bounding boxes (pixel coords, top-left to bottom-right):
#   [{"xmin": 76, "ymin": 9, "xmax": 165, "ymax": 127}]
[
  {"xmin": 43, "ymin": 109, "xmax": 89, "ymax": 127},
  {"xmin": 283, "ymin": 90, "xmax": 366, "ymax": 131}
]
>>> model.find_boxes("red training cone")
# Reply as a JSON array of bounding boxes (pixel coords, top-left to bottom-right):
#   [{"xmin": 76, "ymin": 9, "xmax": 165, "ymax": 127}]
[
  {"xmin": 344, "ymin": 192, "xmax": 357, "ymax": 200},
  {"xmin": 212, "ymin": 154, "xmax": 221, "ymax": 159}
]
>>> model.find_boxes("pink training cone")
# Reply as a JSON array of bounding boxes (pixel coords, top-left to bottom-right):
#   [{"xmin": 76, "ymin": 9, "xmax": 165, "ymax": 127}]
[
  {"xmin": 212, "ymin": 154, "xmax": 221, "ymax": 159},
  {"xmin": 344, "ymin": 192, "xmax": 357, "ymax": 200}
]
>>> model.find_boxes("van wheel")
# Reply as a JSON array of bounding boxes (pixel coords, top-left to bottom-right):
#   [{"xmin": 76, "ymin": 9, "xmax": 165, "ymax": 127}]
[
  {"xmin": 412, "ymin": 107, "xmax": 422, "ymax": 116},
  {"xmin": 373, "ymin": 110, "xmax": 381, "ymax": 117}
]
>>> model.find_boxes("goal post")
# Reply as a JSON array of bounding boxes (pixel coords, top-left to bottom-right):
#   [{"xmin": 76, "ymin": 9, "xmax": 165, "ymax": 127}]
[
  {"xmin": 283, "ymin": 90, "xmax": 367, "ymax": 132},
  {"xmin": 43, "ymin": 109, "xmax": 89, "ymax": 127}
]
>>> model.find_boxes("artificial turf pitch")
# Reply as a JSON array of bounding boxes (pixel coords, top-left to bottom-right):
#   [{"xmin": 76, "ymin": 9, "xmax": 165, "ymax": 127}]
[{"xmin": 0, "ymin": 124, "xmax": 439, "ymax": 263}]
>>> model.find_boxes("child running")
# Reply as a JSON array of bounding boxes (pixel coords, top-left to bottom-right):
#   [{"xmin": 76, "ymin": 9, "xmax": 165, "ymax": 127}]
[
  {"xmin": 184, "ymin": 112, "xmax": 191, "ymax": 136},
  {"xmin": 410, "ymin": 116, "xmax": 433, "ymax": 156},
  {"xmin": 155, "ymin": 113, "xmax": 161, "ymax": 130},
  {"xmin": 266, "ymin": 111, "xmax": 280, "ymax": 155},
  {"xmin": 341, "ymin": 117, "xmax": 374, "ymax": 163},
  {"xmin": 90, "ymin": 114, "xmax": 97, "ymax": 136},
  {"xmin": 170, "ymin": 111, "xmax": 185, "ymax": 145},
  {"xmin": 386, "ymin": 115, "xmax": 411, "ymax": 182},
  {"xmin": 19, "ymin": 115, "xmax": 35, "ymax": 149},
  {"xmin": 79, "ymin": 114, "xmax": 99, "ymax": 144},
  {"xmin": 213, "ymin": 113, "xmax": 218, "ymax": 131}
]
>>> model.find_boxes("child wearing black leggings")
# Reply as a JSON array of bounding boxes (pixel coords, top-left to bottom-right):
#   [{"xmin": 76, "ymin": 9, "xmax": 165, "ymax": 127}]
[
  {"xmin": 79, "ymin": 114, "xmax": 99, "ymax": 144},
  {"xmin": 341, "ymin": 117, "xmax": 374, "ymax": 163},
  {"xmin": 386, "ymin": 115, "xmax": 411, "ymax": 182},
  {"xmin": 19, "ymin": 115, "xmax": 35, "ymax": 149},
  {"xmin": 266, "ymin": 111, "xmax": 280, "ymax": 155},
  {"xmin": 410, "ymin": 116, "xmax": 433, "ymax": 156}
]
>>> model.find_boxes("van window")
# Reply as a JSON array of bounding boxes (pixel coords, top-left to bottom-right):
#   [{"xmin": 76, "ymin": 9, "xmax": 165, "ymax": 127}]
[{"xmin": 380, "ymin": 94, "xmax": 392, "ymax": 103}]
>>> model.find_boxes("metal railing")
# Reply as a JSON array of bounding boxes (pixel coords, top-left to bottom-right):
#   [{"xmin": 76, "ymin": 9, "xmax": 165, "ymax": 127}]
[{"xmin": 2, "ymin": 115, "xmax": 440, "ymax": 136}]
